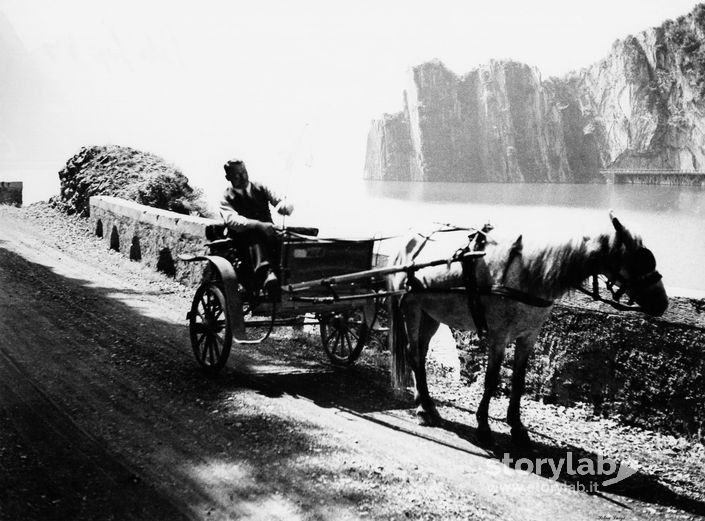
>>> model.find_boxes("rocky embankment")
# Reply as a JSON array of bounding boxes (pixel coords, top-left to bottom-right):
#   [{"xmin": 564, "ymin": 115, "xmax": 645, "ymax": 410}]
[
  {"xmin": 53, "ymin": 145, "xmax": 210, "ymax": 217},
  {"xmin": 457, "ymin": 292, "xmax": 705, "ymax": 441},
  {"xmin": 365, "ymin": 4, "xmax": 705, "ymax": 182}
]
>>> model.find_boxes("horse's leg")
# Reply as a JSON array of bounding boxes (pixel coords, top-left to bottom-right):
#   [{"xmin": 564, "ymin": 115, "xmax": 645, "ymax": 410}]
[
  {"xmin": 414, "ymin": 311, "xmax": 441, "ymax": 425},
  {"xmin": 507, "ymin": 333, "xmax": 536, "ymax": 447},
  {"xmin": 403, "ymin": 300, "xmax": 441, "ymax": 426},
  {"xmin": 476, "ymin": 333, "xmax": 506, "ymax": 444}
]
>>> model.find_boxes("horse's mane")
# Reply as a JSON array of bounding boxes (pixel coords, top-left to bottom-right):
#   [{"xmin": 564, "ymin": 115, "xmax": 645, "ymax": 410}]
[
  {"xmin": 505, "ymin": 230, "xmax": 642, "ymax": 298},
  {"xmin": 392, "ymin": 224, "xmax": 644, "ymax": 299}
]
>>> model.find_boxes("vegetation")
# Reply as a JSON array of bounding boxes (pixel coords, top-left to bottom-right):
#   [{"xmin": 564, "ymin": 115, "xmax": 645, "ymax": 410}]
[
  {"xmin": 52, "ymin": 145, "xmax": 210, "ymax": 217},
  {"xmin": 663, "ymin": 3, "xmax": 705, "ymax": 97}
]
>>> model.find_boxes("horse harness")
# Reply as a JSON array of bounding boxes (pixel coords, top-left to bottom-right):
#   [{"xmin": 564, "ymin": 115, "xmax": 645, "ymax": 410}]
[
  {"xmin": 404, "ymin": 226, "xmax": 665, "ymax": 336},
  {"xmin": 405, "ymin": 225, "xmax": 553, "ymax": 339}
]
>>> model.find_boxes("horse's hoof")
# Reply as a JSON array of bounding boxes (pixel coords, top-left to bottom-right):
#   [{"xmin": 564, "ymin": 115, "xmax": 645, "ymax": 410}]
[
  {"xmin": 511, "ymin": 427, "xmax": 532, "ymax": 448},
  {"xmin": 476, "ymin": 426, "xmax": 494, "ymax": 446},
  {"xmin": 416, "ymin": 409, "xmax": 442, "ymax": 427}
]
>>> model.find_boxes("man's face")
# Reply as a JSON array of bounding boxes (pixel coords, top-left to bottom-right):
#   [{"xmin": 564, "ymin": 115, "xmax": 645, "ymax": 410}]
[{"xmin": 227, "ymin": 163, "xmax": 249, "ymax": 190}]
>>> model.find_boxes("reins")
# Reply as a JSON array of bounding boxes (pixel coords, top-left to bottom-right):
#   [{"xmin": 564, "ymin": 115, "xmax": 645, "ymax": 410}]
[
  {"xmin": 402, "ymin": 224, "xmax": 664, "ymax": 321},
  {"xmin": 482, "ymin": 285, "xmax": 553, "ymax": 307},
  {"xmin": 282, "ymin": 223, "xmax": 479, "ymax": 245},
  {"xmin": 408, "ymin": 285, "xmax": 554, "ymax": 308},
  {"xmin": 282, "ymin": 230, "xmax": 399, "ymax": 243}
]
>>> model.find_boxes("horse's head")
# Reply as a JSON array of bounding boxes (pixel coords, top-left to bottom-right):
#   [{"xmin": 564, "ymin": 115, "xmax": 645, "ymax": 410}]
[{"xmin": 604, "ymin": 211, "xmax": 668, "ymax": 316}]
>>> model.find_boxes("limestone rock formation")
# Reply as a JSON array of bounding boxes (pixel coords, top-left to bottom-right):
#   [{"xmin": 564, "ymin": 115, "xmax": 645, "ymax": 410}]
[
  {"xmin": 53, "ymin": 145, "xmax": 209, "ymax": 217},
  {"xmin": 365, "ymin": 4, "xmax": 705, "ymax": 182}
]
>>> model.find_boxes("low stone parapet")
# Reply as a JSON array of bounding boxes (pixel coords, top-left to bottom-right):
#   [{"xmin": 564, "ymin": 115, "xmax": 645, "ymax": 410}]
[
  {"xmin": 0, "ymin": 182, "xmax": 22, "ymax": 206},
  {"xmin": 89, "ymin": 196, "xmax": 219, "ymax": 286}
]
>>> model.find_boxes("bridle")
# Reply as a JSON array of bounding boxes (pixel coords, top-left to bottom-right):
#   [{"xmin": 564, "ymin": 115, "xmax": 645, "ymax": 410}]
[{"xmin": 577, "ymin": 247, "xmax": 663, "ymax": 312}]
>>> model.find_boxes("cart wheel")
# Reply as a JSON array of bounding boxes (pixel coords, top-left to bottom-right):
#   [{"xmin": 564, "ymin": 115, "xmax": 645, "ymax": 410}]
[
  {"xmin": 319, "ymin": 308, "xmax": 369, "ymax": 366},
  {"xmin": 189, "ymin": 283, "xmax": 232, "ymax": 374}
]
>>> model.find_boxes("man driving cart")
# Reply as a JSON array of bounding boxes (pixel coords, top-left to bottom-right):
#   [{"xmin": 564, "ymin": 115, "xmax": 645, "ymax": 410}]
[{"xmin": 218, "ymin": 158, "xmax": 294, "ymax": 298}]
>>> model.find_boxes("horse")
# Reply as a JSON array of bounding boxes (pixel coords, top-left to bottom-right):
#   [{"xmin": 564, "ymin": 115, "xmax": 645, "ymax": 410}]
[{"xmin": 387, "ymin": 211, "xmax": 668, "ymax": 446}]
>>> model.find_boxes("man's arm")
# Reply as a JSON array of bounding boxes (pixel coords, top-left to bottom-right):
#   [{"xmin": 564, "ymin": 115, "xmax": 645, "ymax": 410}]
[
  {"xmin": 219, "ymin": 193, "xmax": 276, "ymax": 236},
  {"xmin": 218, "ymin": 197, "xmax": 249, "ymax": 232},
  {"xmin": 261, "ymin": 184, "xmax": 294, "ymax": 216}
]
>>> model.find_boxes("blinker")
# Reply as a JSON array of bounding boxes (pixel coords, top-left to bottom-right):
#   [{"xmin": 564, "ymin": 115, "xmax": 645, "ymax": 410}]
[{"xmin": 633, "ymin": 248, "xmax": 656, "ymax": 275}]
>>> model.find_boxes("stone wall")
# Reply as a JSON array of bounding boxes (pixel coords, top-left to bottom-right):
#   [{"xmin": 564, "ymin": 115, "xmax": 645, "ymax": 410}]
[
  {"xmin": 89, "ymin": 196, "xmax": 220, "ymax": 286},
  {"xmin": 0, "ymin": 181, "xmax": 22, "ymax": 206}
]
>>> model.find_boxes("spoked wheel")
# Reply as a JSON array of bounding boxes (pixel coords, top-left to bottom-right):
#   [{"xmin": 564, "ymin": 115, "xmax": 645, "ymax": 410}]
[
  {"xmin": 319, "ymin": 307, "xmax": 369, "ymax": 366},
  {"xmin": 189, "ymin": 283, "xmax": 232, "ymax": 374}
]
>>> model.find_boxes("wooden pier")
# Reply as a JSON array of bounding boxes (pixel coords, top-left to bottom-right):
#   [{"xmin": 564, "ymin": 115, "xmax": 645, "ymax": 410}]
[{"xmin": 601, "ymin": 169, "xmax": 705, "ymax": 186}]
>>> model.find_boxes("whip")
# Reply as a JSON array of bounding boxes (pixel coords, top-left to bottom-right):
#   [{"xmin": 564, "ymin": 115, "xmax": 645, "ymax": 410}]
[{"xmin": 280, "ymin": 122, "xmax": 310, "ymax": 232}]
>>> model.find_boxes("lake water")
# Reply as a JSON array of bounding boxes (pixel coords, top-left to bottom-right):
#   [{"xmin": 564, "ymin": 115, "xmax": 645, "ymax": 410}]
[
  {"xmin": 285, "ymin": 180, "xmax": 705, "ymax": 296},
  {"xmin": 3, "ymin": 166, "xmax": 704, "ymax": 294}
]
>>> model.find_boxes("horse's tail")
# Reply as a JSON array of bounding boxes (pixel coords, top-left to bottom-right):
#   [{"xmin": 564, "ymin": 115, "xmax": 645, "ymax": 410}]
[{"xmin": 388, "ymin": 267, "xmax": 409, "ymax": 390}]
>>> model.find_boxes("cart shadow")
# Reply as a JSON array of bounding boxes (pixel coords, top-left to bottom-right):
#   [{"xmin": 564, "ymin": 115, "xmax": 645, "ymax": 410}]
[{"xmin": 220, "ymin": 358, "xmax": 410, "ymax": 414}]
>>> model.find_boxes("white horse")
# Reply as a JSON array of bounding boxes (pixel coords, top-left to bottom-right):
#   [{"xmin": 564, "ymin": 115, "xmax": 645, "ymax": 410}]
[{"xmin": 388, "ymin": 212, "xmax": 668, "ymax": 446}]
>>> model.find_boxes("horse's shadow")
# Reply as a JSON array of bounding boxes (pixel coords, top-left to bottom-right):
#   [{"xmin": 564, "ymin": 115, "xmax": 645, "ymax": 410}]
[
  {"xmin": 205, "ymin": 348, "xmax": 705, "ymax": 515},
  {"xmin": 441, "ymin": 417, "xmax": 705, "ymax": 517},
  {"xmin": 214, "ymin": 360, "xmax": 705, "ymax": 518}
]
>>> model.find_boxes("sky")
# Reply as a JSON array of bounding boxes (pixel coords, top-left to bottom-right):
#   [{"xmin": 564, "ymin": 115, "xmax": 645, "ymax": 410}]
[{"xmin": 1, "ymin": 0, "xmax": 703, "ymax": 203}]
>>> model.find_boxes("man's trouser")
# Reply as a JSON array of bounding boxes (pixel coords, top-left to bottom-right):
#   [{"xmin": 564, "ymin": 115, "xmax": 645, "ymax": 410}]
[{"xmin": 230, "ymin": 228, "xmax": 280, "ymax": 286}]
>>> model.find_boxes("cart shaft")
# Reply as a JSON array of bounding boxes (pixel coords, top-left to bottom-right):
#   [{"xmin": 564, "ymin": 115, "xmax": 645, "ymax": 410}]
[{"xmin": 283, "ymin": 251, "xmax": 485, "ymax": 292}]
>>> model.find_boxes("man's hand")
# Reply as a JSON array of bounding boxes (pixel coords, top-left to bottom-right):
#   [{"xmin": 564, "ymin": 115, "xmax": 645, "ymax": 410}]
[
  {"xmin": 253, "ymin": 221, "xmax": 284, "ymax": 237},
  {"xmin": 276, "ymin": 201, "xmax": 294, "ymax": 216},
  {"xmin": 252, "ymin": 221, "xmax": 277, "ymax": 238}
]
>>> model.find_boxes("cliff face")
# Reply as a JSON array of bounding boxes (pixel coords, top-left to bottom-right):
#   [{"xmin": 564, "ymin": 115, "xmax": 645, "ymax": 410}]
[{"xmin": 365, "ymin": 4, "xmax": 705, "ymax": 182}]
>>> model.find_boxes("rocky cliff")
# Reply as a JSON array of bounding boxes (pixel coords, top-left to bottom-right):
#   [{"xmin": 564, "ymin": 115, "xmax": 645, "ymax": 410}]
[{"xmin": 365, "ymin": 4, "xmax": 705, "ymax": 182}]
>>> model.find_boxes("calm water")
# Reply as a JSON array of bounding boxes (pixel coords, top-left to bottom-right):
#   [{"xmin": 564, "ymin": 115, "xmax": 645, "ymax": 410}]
[
  {"xmin": 4, "ymin": 166, "xmax": 704, "ymax": 294},
  {"xmin": 286, "ymin": 180, "xmax": 705, "ymax": 295}
]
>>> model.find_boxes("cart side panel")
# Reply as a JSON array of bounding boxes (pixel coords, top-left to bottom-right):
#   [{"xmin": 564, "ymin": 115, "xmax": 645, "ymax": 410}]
[{"xmin": 281, "ymin": 240, "xmax": 375, "ymax": 286}]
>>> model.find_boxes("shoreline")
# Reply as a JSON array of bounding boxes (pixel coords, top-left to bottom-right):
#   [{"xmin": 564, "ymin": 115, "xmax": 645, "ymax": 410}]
[{"xmin": 666, "ymin": 286, "xmax": 705, "ymax": 300}]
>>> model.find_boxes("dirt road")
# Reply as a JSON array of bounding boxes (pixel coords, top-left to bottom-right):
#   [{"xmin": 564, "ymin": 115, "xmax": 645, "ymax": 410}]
[{"xmin": 0, "ymin": 206, "xmax": 703, "ymax": 520}]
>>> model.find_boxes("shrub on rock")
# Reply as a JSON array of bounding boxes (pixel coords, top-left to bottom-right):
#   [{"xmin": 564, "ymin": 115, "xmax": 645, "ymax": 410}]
[{"xmin": 52, "ymin": 145, "xmax": 210, "ymax": 217}]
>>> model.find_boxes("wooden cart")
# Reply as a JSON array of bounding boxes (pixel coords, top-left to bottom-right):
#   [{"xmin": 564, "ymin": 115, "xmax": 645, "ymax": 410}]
[{"xmin": 180, "ymin": 227, "xmax": 484, "ymax": 374}]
